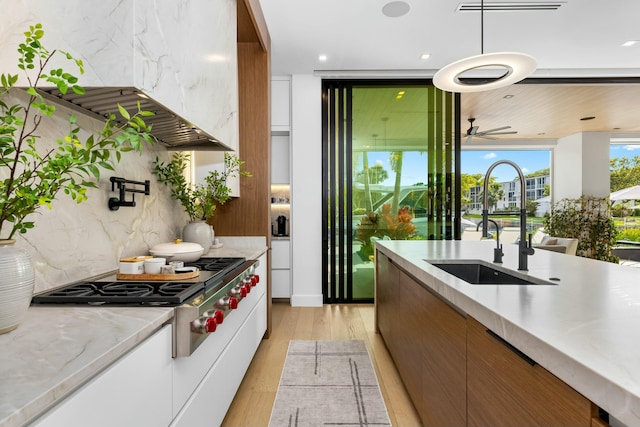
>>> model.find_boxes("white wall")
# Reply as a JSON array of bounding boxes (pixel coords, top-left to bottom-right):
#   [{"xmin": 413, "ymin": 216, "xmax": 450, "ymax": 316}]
[
  {"xmin": 290, "ymin": 75, "xmax": 323, "ymax": 306},
  {"xmin": 554, "ymin": 132, "xmax": 610, "ymax": 200}
]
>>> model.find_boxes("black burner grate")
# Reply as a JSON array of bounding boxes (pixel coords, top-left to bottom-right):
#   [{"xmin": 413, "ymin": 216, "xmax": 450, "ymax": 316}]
[
  {"xmin": 32, "ymin": 281, "xmax": 203, "ymax": 305},
  {"xmin": 185, "ymin": 257, "xmax": 245, "ymax": 274}
]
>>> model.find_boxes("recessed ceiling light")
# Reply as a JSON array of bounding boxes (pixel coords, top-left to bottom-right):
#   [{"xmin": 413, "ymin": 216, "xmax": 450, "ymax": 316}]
[
  {"xmin": 621, "ymin": 40, "xmax": 639, "ymax": 47},
  {"xmin": 382, "ymin": 1, "xmax": 410, "ymax": 18},
  {"xmin": 580, "ymin": 116, "xmax": 596, "ymax": 121},
  {"xmin": 420, "ymin": 53, "xmax": 431, "ymax": 60},
  {"xmin": 318, "ymin": 54, "xmax": 328, "ymax": 61},
  {"xmin": 503, "ymin": 94, "xmax": 514, "ymax": 99}
]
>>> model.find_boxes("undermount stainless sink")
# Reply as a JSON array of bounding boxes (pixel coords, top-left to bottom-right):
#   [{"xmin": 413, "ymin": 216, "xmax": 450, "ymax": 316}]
[{"xmin": 426, "ymin": 260, "xmax": 557, "ymax": 286}]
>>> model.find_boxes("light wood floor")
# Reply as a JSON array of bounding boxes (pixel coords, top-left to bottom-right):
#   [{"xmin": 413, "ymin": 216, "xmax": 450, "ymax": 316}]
[{"xmin": 221, "ymin": 302, "xmax": 422, "ymax": 426}]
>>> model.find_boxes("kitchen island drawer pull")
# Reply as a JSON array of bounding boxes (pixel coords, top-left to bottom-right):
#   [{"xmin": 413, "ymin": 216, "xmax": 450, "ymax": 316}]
[{"xmin": 486, "ymin": 329, "xmax": 537, "ymax": 366}]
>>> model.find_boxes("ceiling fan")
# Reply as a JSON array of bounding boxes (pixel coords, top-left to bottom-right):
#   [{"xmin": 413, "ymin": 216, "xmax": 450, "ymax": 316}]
[{"xmin": 465, "ymin": 117, "xmax": 517, "ymax": 143}]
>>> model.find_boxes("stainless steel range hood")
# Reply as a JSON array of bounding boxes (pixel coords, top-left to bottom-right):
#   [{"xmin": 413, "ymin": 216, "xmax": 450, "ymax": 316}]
[{"xmin": 38, "ymin": 87, "xmax": 231, "ymax": 151}]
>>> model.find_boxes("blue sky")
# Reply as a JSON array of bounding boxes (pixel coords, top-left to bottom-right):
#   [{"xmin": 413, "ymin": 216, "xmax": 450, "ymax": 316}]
[{"xmin": 362, "ymin": 145, "xmax": 640, "ymax": 185}]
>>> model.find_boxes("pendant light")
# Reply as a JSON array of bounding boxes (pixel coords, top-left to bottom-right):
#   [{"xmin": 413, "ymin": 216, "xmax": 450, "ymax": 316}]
[{"xmin": 433, "ymin": 0, "xmax": 536, "ymax": 93}]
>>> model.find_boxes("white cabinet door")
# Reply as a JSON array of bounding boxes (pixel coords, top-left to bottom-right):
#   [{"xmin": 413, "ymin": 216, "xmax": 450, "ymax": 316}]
[
  {"xmin": 271, "ymin": 240, "xmax": 291, "ymax": 269},
  {"xmin": 272, "ymin": 269, "xmax": 292, "ymax": 298},
  {"xmin": 271, "ymin": 134, "xmax": 290, "ymax": 184},
  {"xmin": 33, "ymin": 326, "xmax": 173, "ymax": 427},
  {"xmin": 271, "ymin": 78, "xmax": 291, "ymax": 131},
  {"xmin": 272, "ymin": 241, "xmax": 291, "ymax": 298}
]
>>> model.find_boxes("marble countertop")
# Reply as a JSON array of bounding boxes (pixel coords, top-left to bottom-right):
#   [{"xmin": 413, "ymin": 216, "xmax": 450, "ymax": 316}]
[
  {"xmin": 0, "ymin": 237, "xmax": 267, "ymax": 427},
  {"xmin": 204, "ymin": 236, "xmax": 267, "ymax": 260},
  {"xmin": 0, "ymin": 306, "xmax": 174, "ymax": 427},
  {"xmin": 376, "ymin": 240, "xmax": 640, "ymax": 427}
]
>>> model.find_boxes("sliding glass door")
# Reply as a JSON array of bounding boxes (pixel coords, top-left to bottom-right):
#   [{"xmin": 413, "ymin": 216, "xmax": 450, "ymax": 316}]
[{"xmin": 322, "ymin": 80, "xmax": 460, "ymax": 303}]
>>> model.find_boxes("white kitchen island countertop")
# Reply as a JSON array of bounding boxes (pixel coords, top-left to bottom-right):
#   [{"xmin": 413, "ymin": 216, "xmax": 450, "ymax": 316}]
[
  {"xmin": 0, "ymin": 237, "xmax": 268, "ymax": 427},
  {"xmin": 376, "ymin": 240, "xmax": 640, "ymax": 427}
]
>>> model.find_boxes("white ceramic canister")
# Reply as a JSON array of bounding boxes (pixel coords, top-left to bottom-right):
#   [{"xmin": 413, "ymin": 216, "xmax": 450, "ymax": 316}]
[
  {"xmin": 0, "ymin": 239, "xmax": 35, "ymax": 334},
  {"xmin": 144, "ymin": 257, "xmax": 166, "ymax": 274},
  {"xmin": 118, "ymin": 256, "xmax": 149, "ymax": 274},
  {"xmin": 182, "ymin": 220, "xmax": 213, "ymax": 251}
]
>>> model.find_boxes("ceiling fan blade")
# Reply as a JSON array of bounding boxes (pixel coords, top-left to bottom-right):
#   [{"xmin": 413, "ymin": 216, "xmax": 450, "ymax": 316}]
[
  {"xmin": 478, "ymin": 125, "xmax": 511, "ymax": 134},
  {"xmin": 474, "ymin": 135, "xmax": 498, "ymax": 140},
  {"xmin": 484, "ymin": 130, "xmax": 518, "ymax": 136}
]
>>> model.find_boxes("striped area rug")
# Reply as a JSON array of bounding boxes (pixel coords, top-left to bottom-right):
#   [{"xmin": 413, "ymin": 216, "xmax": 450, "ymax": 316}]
[{"xmin": 268, "ymin": 340, "xmax": 391, "ymax": 427}]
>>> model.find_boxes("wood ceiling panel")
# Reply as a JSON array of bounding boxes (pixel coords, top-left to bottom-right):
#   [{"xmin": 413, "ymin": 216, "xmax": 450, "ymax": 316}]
[{"xmin": 350, "ymin": 83, "xmax": 640, "ymax": 150}]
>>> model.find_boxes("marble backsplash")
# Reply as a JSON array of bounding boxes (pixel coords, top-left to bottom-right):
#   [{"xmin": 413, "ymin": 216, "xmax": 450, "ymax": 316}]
[
  {"xmin": 4, "ymin": 90, "xmax": 188, "ymax": 294},
  {"xmin": 1, "ymin": 0, "xmax": 241, "ymax": 293}
]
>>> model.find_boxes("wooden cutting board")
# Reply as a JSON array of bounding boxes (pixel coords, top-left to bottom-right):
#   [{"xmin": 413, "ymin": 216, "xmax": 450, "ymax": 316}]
[{"xmin": 116, "ymin": 268, "xmax": 200, "ymax": 281}]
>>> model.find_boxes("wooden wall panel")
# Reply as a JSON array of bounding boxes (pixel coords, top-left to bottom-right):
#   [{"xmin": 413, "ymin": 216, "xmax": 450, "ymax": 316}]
[
  {"xmin": 211, "ymin": 0, "xmax": 272, "ymax": 335},
  {"xmin": 210, "ymin": 41, "xmax": 270, "ymax": 238}
]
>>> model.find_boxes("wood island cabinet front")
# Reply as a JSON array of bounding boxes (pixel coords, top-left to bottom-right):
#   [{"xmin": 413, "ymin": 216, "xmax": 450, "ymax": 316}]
[
  {"xmin": 376, "ymin": 250, "xmax": 607, "ymax": 427},
  {"xmin": 467, "ymin": 316, "xmax": 592, "ymax": 427},
  {"xmin": 376, "ymin": 252, "xmax": 466, "ymax": 426}
]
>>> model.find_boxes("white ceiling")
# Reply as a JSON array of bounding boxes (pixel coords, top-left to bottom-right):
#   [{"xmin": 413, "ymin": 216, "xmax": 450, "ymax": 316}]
[{"xmin": 258, "ymin": 0, "xmax": 640, "ymax": 143}]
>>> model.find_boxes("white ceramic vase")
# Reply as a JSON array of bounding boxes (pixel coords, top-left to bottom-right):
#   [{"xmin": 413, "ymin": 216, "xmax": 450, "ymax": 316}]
[
  {"xmin": 182, "ymin": 221, "xmax": 214, "ymax": 252},
  {"xmin": 0, "ymin": 239, "xmax": 35, "ymax": 334}
]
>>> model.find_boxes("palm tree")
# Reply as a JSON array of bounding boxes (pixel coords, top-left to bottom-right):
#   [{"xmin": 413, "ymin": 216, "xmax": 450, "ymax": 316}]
[{"xmin": 390, "ymin": 151, "xmax": 404, "ymax": 212}]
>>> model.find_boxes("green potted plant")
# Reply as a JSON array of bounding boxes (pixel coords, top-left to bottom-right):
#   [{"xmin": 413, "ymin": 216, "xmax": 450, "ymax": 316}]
[
  {"xmin": 355, "ymin": 204, "xmax": 417, "ymax": 261},
  {"xmin": 0, "ymin": 24, "xmax": 156, "ymax": 334},
  {"xmin": 152, "ymin": 151, "xmax": 250, "ymax": 249}
]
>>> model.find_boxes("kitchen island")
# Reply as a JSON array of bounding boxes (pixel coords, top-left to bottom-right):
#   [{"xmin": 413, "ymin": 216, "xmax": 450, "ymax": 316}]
[
  {"xmin": 376, "ymin": 240, "xmax": 640, "ymax": 427},
  {"xmin": 0, "ymin": 238, "xmax": 267, "ymax": 427}
]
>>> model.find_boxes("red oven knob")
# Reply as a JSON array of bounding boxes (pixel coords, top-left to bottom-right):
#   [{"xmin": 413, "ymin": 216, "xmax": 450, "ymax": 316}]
[
  {"xmin": 229, "ymin": 297, "xmax": 238, "ymax": 309},
  {"xmin": 216, "ymin": 296, "xmax": 239, "ymax": 310},
  {"xmin": 229, "ymin": 285, "xmax": 245, "ymax": 298},
  {"xmin": 252, "ymin": 274, "xmax": 260, "ymax": 285},
  {"xmin": 205, "ymin": 317, "xmax": 217, "ymax": 333},
  {"xmin": 214, "ymin": 310, "xmax": 224, "ymax": 324},
  {"xmin": 244, "ymin": 282, "xmax": 252, "ymax": 294}
]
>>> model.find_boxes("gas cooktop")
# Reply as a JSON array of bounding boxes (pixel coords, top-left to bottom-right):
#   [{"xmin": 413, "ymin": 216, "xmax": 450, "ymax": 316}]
[{"xmin": 31, "ymin": 257, "xmax": 247, "ymax": 306}]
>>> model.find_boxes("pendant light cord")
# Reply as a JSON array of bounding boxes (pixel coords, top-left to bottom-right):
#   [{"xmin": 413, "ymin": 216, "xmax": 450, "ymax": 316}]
[{"xmin": 480, "ymin": 0, "xmax": 484, "ymax": 54}]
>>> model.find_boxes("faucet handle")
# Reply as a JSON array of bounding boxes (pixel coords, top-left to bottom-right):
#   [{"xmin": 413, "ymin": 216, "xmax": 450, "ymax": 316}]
[
  {"xmin": 493, "ymin": 244, "xmax": 504, "ymax": 264},
  {"xmin": 526, "ymin": 233, "xmax": 535, "ymax": 255}
]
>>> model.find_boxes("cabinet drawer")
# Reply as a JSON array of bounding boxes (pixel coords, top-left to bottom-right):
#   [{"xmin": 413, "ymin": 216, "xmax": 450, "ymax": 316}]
[{"xmin": 467, "ymin": 317, "xmax": 591, "ymax": 427}]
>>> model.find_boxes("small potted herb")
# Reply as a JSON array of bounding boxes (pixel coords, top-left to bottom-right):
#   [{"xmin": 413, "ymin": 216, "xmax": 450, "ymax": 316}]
[{"xmin": 152, "ymin": 151, "xmax": 250, "ymax": 249}]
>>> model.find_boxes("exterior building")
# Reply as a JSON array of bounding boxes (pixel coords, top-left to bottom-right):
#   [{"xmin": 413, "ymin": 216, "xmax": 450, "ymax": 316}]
[{"xmin": 466, "ymin": 174, "xmax": 550, "ymax": 215}]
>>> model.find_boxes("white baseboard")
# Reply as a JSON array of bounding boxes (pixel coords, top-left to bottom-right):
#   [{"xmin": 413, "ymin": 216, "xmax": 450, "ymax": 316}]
[{"xmin": 290, "ymin": 294, "xmax": 323, "ymax": 307}]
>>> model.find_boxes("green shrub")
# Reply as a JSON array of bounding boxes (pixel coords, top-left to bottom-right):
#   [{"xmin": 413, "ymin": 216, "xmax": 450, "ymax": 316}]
[
  {"xmin": 616, "ymin": 227, "xmax": 640, "ymax": 242},
  {"xmin": 543, "ymin": 196, "xmax": 619, "ymax": 263}
]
